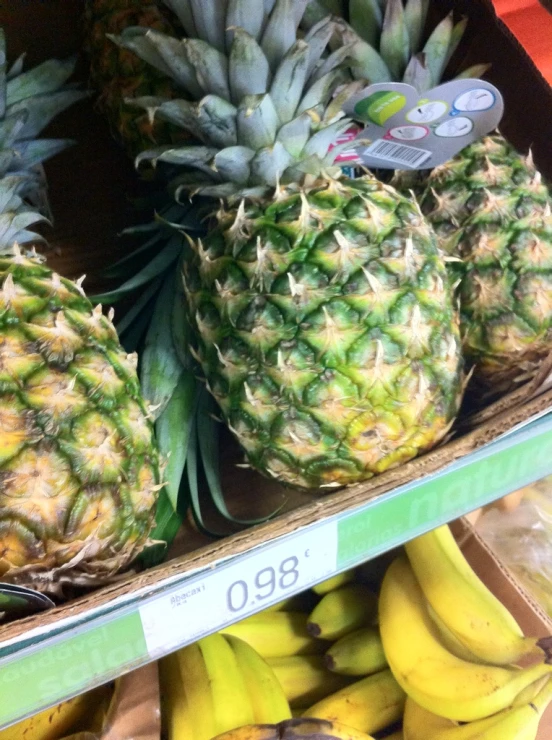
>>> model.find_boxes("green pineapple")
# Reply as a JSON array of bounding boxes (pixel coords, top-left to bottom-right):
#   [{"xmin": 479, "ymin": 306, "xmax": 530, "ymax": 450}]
[
  {"xmin": 85, "ymin": 0, "xmax": 188, "ymax": 158},
  {"xmin": 0, "ymin": 32, "xmax": 161, "ymax": 592},
  {"xmin": 330, "ymin": 0, "xmax": 552, "ymax": 397},
  {"xmin": 111, "ymin": 0, "xmax": 463, "ymax": 490}
]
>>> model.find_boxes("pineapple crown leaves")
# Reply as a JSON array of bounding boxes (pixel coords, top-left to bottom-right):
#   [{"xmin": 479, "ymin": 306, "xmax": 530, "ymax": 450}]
[
  {"xmin": 319, "ymin": 0, "xmax": 490, "ymax": 93},
  {"xmin": 109, "ymin": 0, "xmax": 361, "ymax": 200},
  {"xmin": 0, "ymin": 28, "xmax": 86, "ymax": 255}
]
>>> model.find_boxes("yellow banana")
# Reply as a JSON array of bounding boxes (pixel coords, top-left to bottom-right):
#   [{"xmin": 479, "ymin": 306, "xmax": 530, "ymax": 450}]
[
  {"xmin": 403, "ymin": 675, "xmax": 552, "ymax": 739},
  {"xmin": 379, "ymin": 556, "xmax": 552, "ymax": 722},
  {"xmin": 225, "ymin": 634, "xmax": 292, "ymax": 724},
  {"xmin": 404, "ymin": 524, "xmax": 547, "ymax": 665},
  {"xmin": 159, "ymin": 652, "xmax": 195, "ymax": 740},
  {"xmin": 0, "ymin": 686, "xmax": 110, "ymax": 740},
  {"xmin": 324, "ymin": 627, "xmax": 387, "ymax": 676},
  {"xmin": 174, "ymin": 641, "xmax": 217, "ymax": 740},
  {"xmin": 198, "ymin": 633, "xmax": 255, "ymax": 735},
  {"xmin": 212, "ymin": 718, "xmax": 375, "ymax": 740},
  {"xmin": 281, "ymin": 717, "xmax": 376, "ymax": 739},
  {"xmin": 312, "ymin": 571, "xmax": 356, "ymax": 596},
  {"xmin": 384, "ymin": 733, "xmax": 403, "ymax": 740},
  {"xmin": 222, "ymin": 612, "xmax": 327, "ymax": 658},
  {"xmin": 303, "ymin": 669, "xmax": 405, "ymax": 735},
  {"xmin": 267, "ymin": 655, "xmax": 352, "ymax": 707},
  {"xmin": 425, "ymin": 602, "xmax": 489, "ymax": 664},
  {"xmin": 307, "ymin": 585, "xmax": 378, "ymax": 641}
]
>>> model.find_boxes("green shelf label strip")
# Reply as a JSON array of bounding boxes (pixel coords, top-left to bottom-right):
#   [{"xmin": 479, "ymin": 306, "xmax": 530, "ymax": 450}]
[{"xmin": 1, "ymin": 412, "xmax": 551, "ymax": 730}]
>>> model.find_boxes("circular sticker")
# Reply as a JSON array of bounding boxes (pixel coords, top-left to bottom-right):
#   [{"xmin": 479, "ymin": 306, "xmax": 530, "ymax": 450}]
[
  {"xmin": 453, "ymin": 88, "xmax": 496, "ymax": 113},
  {"xmin": 406, "ymin": 101, "xmax": 448, "ymax": 124},
  {"xmin": 387, "ymin": 125, "xmax": 429, "ymax": 141},
  {"xmin": 434, "ymin": 117, "xmax": 474, "ymax": 138}
]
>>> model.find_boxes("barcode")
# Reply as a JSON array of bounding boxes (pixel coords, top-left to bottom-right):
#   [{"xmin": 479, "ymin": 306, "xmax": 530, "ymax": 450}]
[{"xmin": 364, "ymin": 140, "xmax": 432, "ymax": 168}]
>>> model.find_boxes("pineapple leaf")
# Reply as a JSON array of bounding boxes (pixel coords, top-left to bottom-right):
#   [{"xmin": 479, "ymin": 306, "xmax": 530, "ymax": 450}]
[
  {"xmin": 446, "ymin": 17, "xmax": 469, "ymax": 67},
  {"xmin": 0, "ymin": 30, "xmax": 6, "ymax": 119},
  {"xmin": 236, "ymin": 93, "xmax": 279, "ymax": 150},
  {"xmin": 115, "ymin": 276, "xmax": 165, "ymax": 339},
  {"xmin": 404, "ymin": 0, "xmax": 428, "ymax": 54},
  {"xmin": 8, "ymin": 90, "xmax": 86, "ymax": 140},
  {"xmin": 229, "ymin": 29, "xmax": 271, "ymax": 104},
  {"xmin": 297, "ymin": 69, "xmax": 347, "ymax": 116},
  {"xmin": 197, "ymin": 96, "xmax": 239, "ymax": 148},
  {"xmin": 403, "ymin": 52, "xmax": 433, "ymax": 92},
  {"xmin": 13, "ymin": 139, "xmax": 73, "ymax": 170},
  {"xmin": 6, "ymin": 56, "xmax": 77, "ymax": 106},
  {"xmin": 183, "ymin": 39, "xmax": 231, "ymax": 100},
  {"xmin": 304, "ymin": 17, "xmax": 337, "ymax": 78},
  {"xmin": 349, "ymin": 0, "xmax": 382, "ymax": 47},
  {"xmin": 140, "ymin": 271, "xmax": 184, "ymax": 419},
  {"xmin": 344, "ymin": 33, "xmax": 392, "ymax": 84},
  {"xmin": 303, "ymin": 119, "xmax": 352, "ymax": 159},
  {"xmin": 155, "ymin": 370, "xmax": 196, "ymax": 511},
  {"xmin": 93, "ymin": 237, "xmax": 182, "ymax": 304},
  {"xmin": 214, "ymin": 146, "xmax": 255, "ymax": 185},
  {"xmin": 108, "ymin": 28, "xmax": 174, "ymax": 79},
  {"xmin": 189, "ymin": 0, "xmax": 228, "ymax": 53},
  {"xmin": 270, "ymin": 40, "xmax": 310, "ymax": 125},
  {"xmin": 139, "ymin": 30, "xmax": 204, "ymax": 98},
  {"xmin": 309, "ymin": 43, "xmax": 355, "ymax": 84},
  {"xmin": 422, "ymin": 12, "xmax": 454, "ymax": 88},
  {"xmin": 163, "ymin": 0, "xmax": 198, "ymax": 37},
  {"xmin": 261, "ymin": 0, "xmax": 297, "ymax": 71},
  {"xmin": 226, "ymin": 0, "xmax": 265, "ymax": 47},
  {"xmin": 250, "ymin": 141, "xmax": 293, "ymax": 186},
  {"xmin": 380, "ymin": 0, "xmax": 410, "ymax": 80},
  {"xmin": 277, "ymin": 113, "xmax": 312, "ymax": 157},
  {"xmin": 454, "ymin": 63, "xmax": 492, "ymax": 81}
]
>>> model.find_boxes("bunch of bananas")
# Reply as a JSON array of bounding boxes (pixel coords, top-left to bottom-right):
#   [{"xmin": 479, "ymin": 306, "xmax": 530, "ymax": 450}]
[{"xmin": 162, "ymin": 523, "xmax": 552, "ymax": 740}]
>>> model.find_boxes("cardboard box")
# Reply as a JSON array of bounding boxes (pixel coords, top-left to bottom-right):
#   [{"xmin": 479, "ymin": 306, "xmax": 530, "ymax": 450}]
[
  {"xmin": 0, "ymin": 0, "xmax": 552, "ymax": 668},
  {"xmin": 454, "ymin": 518, "xmax": 552, "ymax": 735}
]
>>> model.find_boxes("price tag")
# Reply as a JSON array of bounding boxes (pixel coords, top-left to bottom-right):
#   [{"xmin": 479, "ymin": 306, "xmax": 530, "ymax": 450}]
[{"xmin": 139, "ymin": 520, "xmax": 338, "ymax": 658}]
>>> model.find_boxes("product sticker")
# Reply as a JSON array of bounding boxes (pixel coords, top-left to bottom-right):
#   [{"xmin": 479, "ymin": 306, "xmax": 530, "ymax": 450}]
[{"xmin": 334, "ymin": 78, "xmax": 504, "ymax": 170}]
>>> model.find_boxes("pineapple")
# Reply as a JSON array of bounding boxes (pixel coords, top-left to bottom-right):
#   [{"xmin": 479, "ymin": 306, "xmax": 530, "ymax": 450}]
[
  {"xmin": 0, "ymin": 32, "xmax": 161, "ymax": 593},
  {"xmin": 332, "ymin": 0, "xmax": 552, "ymax": 396},
  {"xmin": 112, "ymin": 0, "xmax": 464, "ymax": 490},
  {"xmin": 85, "ymin": 0, "xmax": 186, "ymax": 158}
]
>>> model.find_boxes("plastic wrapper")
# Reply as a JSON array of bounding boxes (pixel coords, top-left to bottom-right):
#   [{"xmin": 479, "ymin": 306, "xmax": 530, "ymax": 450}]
[{"xmin": 475, "ymin": 477, "xmax": 552, "ymax": 618}]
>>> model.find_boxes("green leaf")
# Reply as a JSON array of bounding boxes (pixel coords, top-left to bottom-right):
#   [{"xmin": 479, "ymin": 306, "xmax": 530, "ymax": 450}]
[
  {"xmin": 349, "ymin": 0, "xmax": 382, "ymax": 47},
  {"xmin": 261, "ymin": 0, "xmax": 296, "ymax": 71},
  {"xmin": 380, "ymin": 0, "xmax": 410, "ymax": 80},
  {"xmin": 139, "ymin": 487, "xmax": 183, "ymax": 567},
  {"xmin": 229, "ymin": 30, "xmax": 271, "ymax": 104},
  {"xmin": 404, "ymin": 0, "xmax": 428, "ymax": 54},
  {"xmin": 164, "ymin": 0, "xmax": 198, "ymax": 36},
  {"xmin": 250, "ymin": 141, "xmax": 293, "ymax": 186},
  {"xmin": 422, "ymin": 12, "xmax": 454, "ymax": 88},
  {"xmin": 237, "ymin": 94, "xmax": 279, "ymax": 149},
  {"xmin": 116, "ymin": 276, "xmax": 164, "ymax": 338},
  {"xmin": 189, "ymin": 0, "xmax": 228, "ymax": 52},
  {"xmin": 7, "ymin": 56, "xmax": 77, "ymax": 106},
  {"xmin": 140, "ymin": 272, "xmax": 184, "ymax": 418},
  {"xmin": 304, "ymin": 17, "xmax": 337, "ymax": 78},
  {"xmin": 214, "ymin": 146, "xmax": 256, "ymax": 185},
  {"xmin": 8, "ymin": 89, "xmax": 86, "ymax": 140},
  {"xmin": 270, "ymin": 40, "xmax": 309, "ymax": 124},
  {"xmin": 184, "ymin": 39, "xmax": 231, "ymax": 100},
  {"xmin": 226, "ymin": 0, "xmax": 265, "ymax": 46},
  {"xmin": 93, "ymin": 237, "xmax": 182, "ymax": 304}
]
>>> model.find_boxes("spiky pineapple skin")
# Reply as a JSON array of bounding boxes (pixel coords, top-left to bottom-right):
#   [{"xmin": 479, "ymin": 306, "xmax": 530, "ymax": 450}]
[
  {"xmin": 414, "ymin": 135, "xmax": 552, "ymax": 395},
  {"xmin": 85, "ymin": 0, "xmax": 185, "ymax": 158},
  {"xmin": 186, "ymin": 178, "xmax": 463, "ymax": 490},
  {"xmin": 0, "ymin": 254, "xmax": 160, "ymax": 591}
]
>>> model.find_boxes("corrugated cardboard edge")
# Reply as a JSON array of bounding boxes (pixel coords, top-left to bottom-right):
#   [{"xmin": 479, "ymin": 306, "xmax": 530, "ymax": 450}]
[{"xmin": 454, "ymin": 518, "xmax": 552, "ymax": 736}]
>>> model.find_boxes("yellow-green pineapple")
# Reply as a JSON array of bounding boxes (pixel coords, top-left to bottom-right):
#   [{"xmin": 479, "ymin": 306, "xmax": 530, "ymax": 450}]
[
  {"xmin": 112, "ymin": 0, "xmax": 464, "ymax": 490},
  {"xmin": 330, "ymin": 0, "xmax": 552, "ymax": 397},
  {"xmin": 0, "ymin": 32, "xmax": 161, "ymax": 592}
]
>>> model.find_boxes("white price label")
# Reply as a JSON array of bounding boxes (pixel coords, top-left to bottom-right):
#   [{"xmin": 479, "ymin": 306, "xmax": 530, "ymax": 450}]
[{"xmin": 139, "ymin": 521, "xmax": 338, "ymax": 658}]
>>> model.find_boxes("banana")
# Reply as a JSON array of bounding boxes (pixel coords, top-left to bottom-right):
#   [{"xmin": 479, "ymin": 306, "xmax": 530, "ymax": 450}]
[
  {"xmin": 0, "ymin": 686, "xmax": 111, "ymax": 740},
  {"xmin": 211, "ymin": 726, "xmax": 279, "ymax": 740},
  {"xmin": 307, "ymin": 585, "xmax": 378, "ymax": 641},
  {"xmin": 325, "ymin": 627, "xmax": 387, "ymax": 676},
  {"xmin": 265, "ymin": 591, "xmax": 318, "ymax": 613},
  {"xmin": 159, "ymin": 652, "xmax": 195, "ymax": 740},
  {"xmin": 404, "ymin": 524, "xmax": 547, "ymax": 665},
  {"xmin": 379, "ymin": 556, "xmax": 552, "ymax": 722},
  {"xmin": 425, "ymin": 602, "xmax": 489, "ymax": 664},
  {"xmin": 198, "ymin": 632, "xmax": 255, "ymax": 735},
  {"xmin": 267, "ymin": 655, "xmax": 352, "ymax": 707},
  {"xmin": 281, "ymin": 717, "xmax": 376, "ymax": 739},
  {"xmin": 384, "ymin": 733, "xmax": 403, "ymax": 740},
  {"xmin": 212, "ymin": 718, "xmax": 376, "ymax": 740},
  {"xmin": 225, "ymin": 634, "xmax": 292, "ymax": 723},
  {"xmin": 403, "ymin": 676, "xmax": 552, "ymax": 739},
  {"xmin": 174, "ymin": 641, "xmax": 217, "ymax": 740},
  {"xmin": 303, "ymin": 669, "xmax": 405, "ymax": 735},
  {"xmin": 222, "ymin": 612, "xmax": 327, "ymax": 658},
  {"xmin": 312, "ymin": 571, "xmax": 356, "ymax": 596}
]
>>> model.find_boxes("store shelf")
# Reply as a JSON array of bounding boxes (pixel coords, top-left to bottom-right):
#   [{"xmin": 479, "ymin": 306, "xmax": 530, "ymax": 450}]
[{"xmin": 1, "ymin": 408, "xmax": 552, "ymax": 730}]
